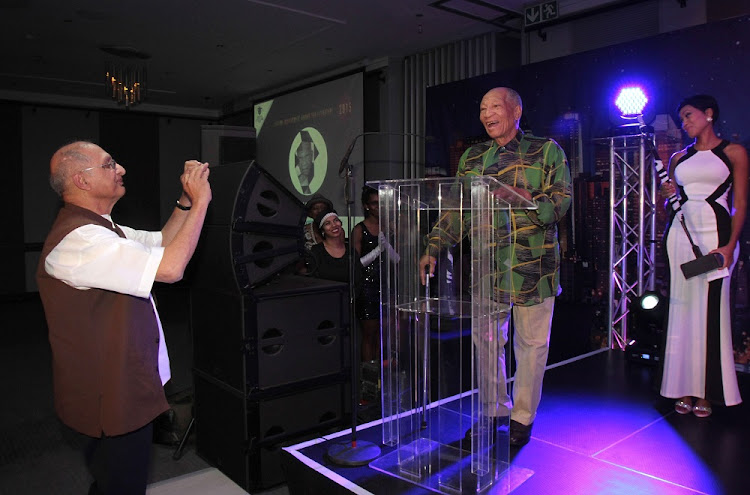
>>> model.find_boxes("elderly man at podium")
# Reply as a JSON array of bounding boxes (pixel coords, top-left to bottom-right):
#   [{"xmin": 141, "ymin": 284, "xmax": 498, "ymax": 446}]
[{"xmin": 419, "ymin": 87, "xmax": 571, "ymax": 447}]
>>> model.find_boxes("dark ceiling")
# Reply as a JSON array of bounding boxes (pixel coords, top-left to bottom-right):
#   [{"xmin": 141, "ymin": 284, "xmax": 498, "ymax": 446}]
[
  {"xmin": 0, "ymin": 1, "xmax": 621, "ymax": 115},
  {"xmin": 0, "ymin": 0, "xmax": 529, "ymax": 112}
]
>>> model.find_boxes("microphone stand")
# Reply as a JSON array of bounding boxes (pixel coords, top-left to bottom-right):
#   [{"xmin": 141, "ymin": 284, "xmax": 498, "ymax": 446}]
[
  {"xmin": 326, "ymin": 141, "xmax": 381, "ymax": 466},
  {"xmin": 338, "ymin": 132, "xmax": 432, "ymax": 177}
]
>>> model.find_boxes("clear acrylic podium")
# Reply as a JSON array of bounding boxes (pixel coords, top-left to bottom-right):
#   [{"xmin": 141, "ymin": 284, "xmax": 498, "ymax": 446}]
[{"xmin": 367, "ymin": 176, "xmax": 536, "ymax": 494}]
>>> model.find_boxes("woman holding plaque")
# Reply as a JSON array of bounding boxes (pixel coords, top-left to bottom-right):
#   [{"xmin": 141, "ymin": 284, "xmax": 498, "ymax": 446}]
[{"xmin": 660, "ymin": 94, "xmax": 747, "ymax": 417}]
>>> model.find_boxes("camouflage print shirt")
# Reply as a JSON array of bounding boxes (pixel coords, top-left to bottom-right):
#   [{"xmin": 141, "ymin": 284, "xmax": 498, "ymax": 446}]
[{"xmin": 426, "ymin": 131, "xmax": 572, "ymax": 306}]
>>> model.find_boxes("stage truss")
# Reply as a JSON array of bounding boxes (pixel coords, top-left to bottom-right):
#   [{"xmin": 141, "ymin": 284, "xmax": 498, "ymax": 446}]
[{"xmin": 596, "ymin": 132, "xmax": 658, "ymax": 350}]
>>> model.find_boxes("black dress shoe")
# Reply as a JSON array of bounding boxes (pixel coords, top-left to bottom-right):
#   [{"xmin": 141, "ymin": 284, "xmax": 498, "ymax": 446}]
[
  {"xmin": 463, "ymin": 416, "xmax": 508, "ymax": 440},
  {"xmin": 509, "ymin": 420, "xmax": 532, "ymax": 447}
]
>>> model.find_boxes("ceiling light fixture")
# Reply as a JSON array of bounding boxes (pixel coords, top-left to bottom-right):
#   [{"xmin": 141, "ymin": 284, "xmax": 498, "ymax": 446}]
[
  {"xmin": 100, "ymin": 45, "xmax": 150, "ymax": 108},
  {"xmin": 105, "ymin": 62, "xmax": 146, "ymax": 108}
]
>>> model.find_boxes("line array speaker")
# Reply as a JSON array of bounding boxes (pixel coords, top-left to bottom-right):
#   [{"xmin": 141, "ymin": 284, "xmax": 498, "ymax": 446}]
[{"xmin": 191, "ymin": 160, "xmax": 306, "ymax": 291}]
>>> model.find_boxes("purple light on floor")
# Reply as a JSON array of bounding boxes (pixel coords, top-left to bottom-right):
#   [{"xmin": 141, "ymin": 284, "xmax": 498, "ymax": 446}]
[
  {"xmin": 594, "ymin": 417, "xmax": 722, "ymax": 494},
  {"xmin": 537, "ymin": 390, "xmax": 722, "ymax": 493},
  {"xmin": 614, "ymin": 87, "xmax": 648, "ymax": 117}
]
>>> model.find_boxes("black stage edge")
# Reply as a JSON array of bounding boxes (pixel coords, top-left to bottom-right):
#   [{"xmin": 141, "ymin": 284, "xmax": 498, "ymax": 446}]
[{"xmin": 281, "ymin": 349, "xmax": 750, "ymax": 495}]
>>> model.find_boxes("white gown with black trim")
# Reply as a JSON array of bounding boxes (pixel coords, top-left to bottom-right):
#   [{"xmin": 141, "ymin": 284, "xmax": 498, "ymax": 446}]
[{"xmin": 660, "ymin": 140, "xmax": 741, "ymax": 406}]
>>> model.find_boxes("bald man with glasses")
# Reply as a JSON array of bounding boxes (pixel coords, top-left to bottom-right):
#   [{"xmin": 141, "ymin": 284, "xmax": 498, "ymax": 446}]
[{"xmin": 37, "ymin": 141, "xmax": 212, "ymax": 495}]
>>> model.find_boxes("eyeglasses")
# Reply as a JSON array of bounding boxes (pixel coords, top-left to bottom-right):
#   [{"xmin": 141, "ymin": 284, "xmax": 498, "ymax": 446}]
[{"xmin": 79, "ymin": 157, "xmax": 117, "ymax": 173}]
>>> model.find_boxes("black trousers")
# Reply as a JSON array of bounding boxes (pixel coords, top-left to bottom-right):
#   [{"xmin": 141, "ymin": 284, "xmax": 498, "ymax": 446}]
[{"xmin": 84, "ymin": 422, "xmax": 154, "ymax": 495}]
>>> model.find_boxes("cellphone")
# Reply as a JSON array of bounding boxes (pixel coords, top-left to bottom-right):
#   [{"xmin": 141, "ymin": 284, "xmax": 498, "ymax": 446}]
[{"xmin": 680, "ymin": 252, "xmax": 724, "ymax": 279}]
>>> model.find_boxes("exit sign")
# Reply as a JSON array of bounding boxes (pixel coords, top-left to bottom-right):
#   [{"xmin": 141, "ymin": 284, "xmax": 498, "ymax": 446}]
[{"xmin": 525, "ymin": 1, "xmax": 558, "ymax": 27}]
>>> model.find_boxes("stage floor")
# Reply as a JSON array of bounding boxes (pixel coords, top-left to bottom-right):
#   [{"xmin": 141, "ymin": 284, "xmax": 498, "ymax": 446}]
[{"xmin": 282, "ymin": 350, "xmax": 750, "ymax": 495}]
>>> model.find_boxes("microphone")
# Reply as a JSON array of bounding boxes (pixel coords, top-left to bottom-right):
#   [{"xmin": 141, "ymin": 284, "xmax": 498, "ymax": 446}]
[
  {"xmin": 637, "ymin": 117, "xmax": 681, "ymax": 213},
  {"xmin": 338, "ymin": 132, "xmax": 433, "ymax": 175},
  {"xmin": 654, "ymin": 159, "xmax": 681, "ymax": 213},
  {"xmin": 339, "ymin": 135, "xmax": 360, "ymax": 175}
]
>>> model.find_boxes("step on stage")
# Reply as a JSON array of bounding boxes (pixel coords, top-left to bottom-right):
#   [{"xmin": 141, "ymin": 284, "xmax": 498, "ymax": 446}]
[{"xmin": 281, "ymin": 350, "xmax": 750, "ymax": 494}]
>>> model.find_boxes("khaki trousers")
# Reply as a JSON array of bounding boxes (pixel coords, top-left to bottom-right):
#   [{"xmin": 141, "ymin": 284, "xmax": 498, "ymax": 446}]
[{"xmin": 473, "ymin": 297, "xmax": 555, "ymax": 426}]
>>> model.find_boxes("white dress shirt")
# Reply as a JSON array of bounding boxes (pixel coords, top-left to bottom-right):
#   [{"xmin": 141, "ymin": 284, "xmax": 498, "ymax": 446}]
[{"xmin": 44, "ymin": 214, "xmax": 171, "ymax": 384}]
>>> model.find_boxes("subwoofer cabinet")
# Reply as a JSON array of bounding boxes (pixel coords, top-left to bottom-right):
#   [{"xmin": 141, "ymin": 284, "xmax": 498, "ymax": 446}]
[
  {"xmin": 192, "ymin": 275, "xmax": 350, "ymax": 393},
  {"xmin": 193, "ymin": 371, "xmax": 349, "ymax": 490}
]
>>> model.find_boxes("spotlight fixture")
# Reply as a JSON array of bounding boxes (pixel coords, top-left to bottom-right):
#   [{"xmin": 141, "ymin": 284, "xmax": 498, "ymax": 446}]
[
  {"xmin": 615, "ymin": 86, "xmax": 648, "ymax": 119},
  {"xmin": 639, "ymin": 291, "xmax": 661, "ymax": 311},
  {"xmin": 626, "ymin": 290, "xmax": 666, "ymax": 365},
  {"xmin": 608, "ymin": 84, "xmax": 654, "ymax": 135}
]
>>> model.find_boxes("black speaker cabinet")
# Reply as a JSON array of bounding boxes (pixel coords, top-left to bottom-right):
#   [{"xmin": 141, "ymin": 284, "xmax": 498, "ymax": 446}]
[
  {"xmin": 194, "ymin": 371, "xmax": 347, "ymax": 491},
  {"xmin": 192, "ymin": 160, "xmax": 307, "ymax": 291},
  {"xmin": 192, "ymin": 275, "xmax": 350, "ymax": 393}
]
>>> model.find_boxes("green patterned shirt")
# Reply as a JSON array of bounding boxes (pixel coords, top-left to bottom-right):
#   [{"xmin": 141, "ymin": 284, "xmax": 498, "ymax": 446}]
[{"xmin": 426, "ymin": 131, "xmax": 571, "ymax": 306}]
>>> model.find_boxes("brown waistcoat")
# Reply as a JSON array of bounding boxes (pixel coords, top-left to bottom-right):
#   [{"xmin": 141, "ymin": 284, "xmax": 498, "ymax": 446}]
[{"xmin": 36, "ymin": 203, "xmax": 168, "ymax": 437}]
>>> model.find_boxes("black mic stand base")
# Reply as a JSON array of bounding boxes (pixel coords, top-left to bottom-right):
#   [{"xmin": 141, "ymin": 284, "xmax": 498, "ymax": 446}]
[{"xmin": 326, "ymin": 439, "xmax": 381, "ymax": 467}]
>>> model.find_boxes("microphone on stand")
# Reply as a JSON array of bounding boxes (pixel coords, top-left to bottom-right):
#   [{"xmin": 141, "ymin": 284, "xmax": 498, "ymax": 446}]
[
  {"xmin": 327, "ymin": 130, "xmax": 432, "ymax": 467},
  {"xmin": 338, "ymin": 132, "xmax": 433, "ymax": 176},
  {"xmin": 338, "ymin": 136, "xmax": 359, "ymax": 175}
]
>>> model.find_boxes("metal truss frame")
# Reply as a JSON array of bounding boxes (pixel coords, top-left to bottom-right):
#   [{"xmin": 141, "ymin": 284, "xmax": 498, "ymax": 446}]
[{"xmin": 600, "ymin": 132, "xmax": 658, "ymax": 350}]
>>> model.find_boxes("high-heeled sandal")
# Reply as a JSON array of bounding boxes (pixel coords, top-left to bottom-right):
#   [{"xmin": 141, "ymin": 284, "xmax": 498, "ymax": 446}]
[
  {"xmin": 693, "ymin": 403, "xmax": 712, "ymax": 418},
  {"xmin": 674, "ymin": 399, "xmax": 693, "ymax": 414}
]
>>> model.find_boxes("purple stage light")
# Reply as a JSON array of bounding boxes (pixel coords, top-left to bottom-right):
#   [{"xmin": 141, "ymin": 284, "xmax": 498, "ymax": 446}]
[{"xmin": 615, "ymin": 86, "xmax": 648, "ymax": 117}]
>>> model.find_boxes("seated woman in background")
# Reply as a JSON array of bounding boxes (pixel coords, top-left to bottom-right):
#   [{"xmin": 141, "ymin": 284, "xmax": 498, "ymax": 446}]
[
  {"xmin": 303, "ymin": 193, "xmax": 333, "ymax": 251},
  {"xmin": 305, "ymin": 209, "xmax": 362, "ymax": 288},
  {"xmin": 296, "ymin": 194, "xmax": 334, "ymax": 275}
]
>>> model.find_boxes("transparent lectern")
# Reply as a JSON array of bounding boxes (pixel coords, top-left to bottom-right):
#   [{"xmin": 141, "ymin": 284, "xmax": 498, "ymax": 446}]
[{"xmin": 368, "ymin": 176, "xmax": 537, "ymax": 494}]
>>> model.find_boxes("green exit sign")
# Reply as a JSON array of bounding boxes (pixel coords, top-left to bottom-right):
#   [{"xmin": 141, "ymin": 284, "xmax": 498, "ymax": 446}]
[{"xmin": 525, "ymin": 1, "xmax": 558, "ymax": 27}]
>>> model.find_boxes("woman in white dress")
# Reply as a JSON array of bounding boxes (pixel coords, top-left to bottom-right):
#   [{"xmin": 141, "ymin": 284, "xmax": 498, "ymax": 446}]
[{"xmin": 660, "ymin": 94, "xmax": 748, "ymax": 418}]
